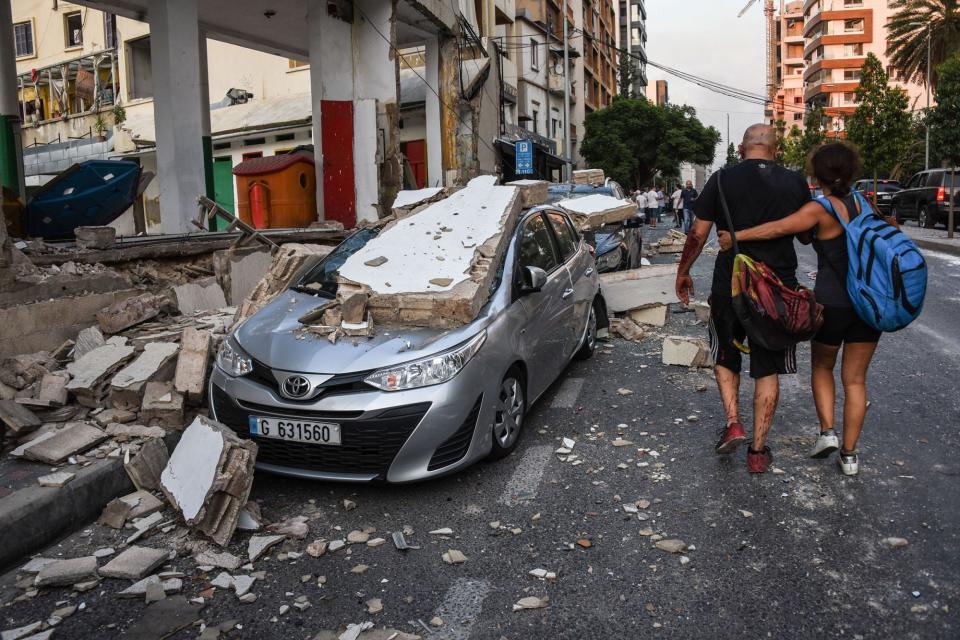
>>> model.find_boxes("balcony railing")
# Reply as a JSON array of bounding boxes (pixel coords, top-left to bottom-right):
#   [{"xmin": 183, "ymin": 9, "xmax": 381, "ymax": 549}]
[{"xmin": 16, "ymin": 48, "xmax": 118, "ymax": 127}]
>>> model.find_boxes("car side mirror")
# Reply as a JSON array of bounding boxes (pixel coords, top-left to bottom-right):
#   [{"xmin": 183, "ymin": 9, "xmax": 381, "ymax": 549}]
[{"xmin": 520, "ymin": 266, "xmax": 548, "ymax": 294}]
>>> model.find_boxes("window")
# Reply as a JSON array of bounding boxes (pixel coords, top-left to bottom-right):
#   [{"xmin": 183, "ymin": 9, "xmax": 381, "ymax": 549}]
[
  {"xmin": 631, "ymin": 27, "xmax": 640, "ymax": 47},
  {"xmin": 924, "ymin": 172, "xmax": 943, "ymax": 188},
  {"xmin": 844, "ymin": 43, "xmax": 864, "ymax": 57},
  {"xmin": 794, "ymin": 96, "xmax": 803, "ymax": 104},
  {"xmin": 242, "ymin": 151, "xmax": 263, "ymax": 161},
  {"xmin": 13, "ymin": 21, "xmax": 33, "ymax": 58},
  {"xmin": 843, "ymin": 19, "xmax": 864, "ymax": 33},
  {"xmin": 546, "ymin": 212, "xmax": 578, "ymax": 261},
  {"xmin": 843, "ymin": 69, "xmax": 861, "ymax": 81},
  {"xmin": 104, "ymin": 13, "xmax": 117, "ymax": 49},
  {"xmin": 518, "ymin": 214, "xmax": 558, "ymax": 274},
  {"xmin": 64, "ymin": 11, "xmax": 83, "ymax": 48},
  {"xmin": 794, "ymin": 113, "xmax": 804, "ymax": 121},
  {"xmin": 530, "ymin": 39, "xmax": 540, "ymax": 70},
  {"xmin": 126, "ymin": 37, "xmax": 153, "ymax": 99},
  {"xmin": 905, "ymin": 174, "xmax": 922, "ymax": 189},
  {"xmin": 842, "ymin": 92, "xmax": 856, "ymax": 104}
]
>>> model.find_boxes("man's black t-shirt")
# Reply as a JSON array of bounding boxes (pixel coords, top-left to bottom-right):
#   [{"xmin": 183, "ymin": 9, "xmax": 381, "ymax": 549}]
[{"xmin": 693, "ymin": 159, "xmax": 810, "ymax": 297}]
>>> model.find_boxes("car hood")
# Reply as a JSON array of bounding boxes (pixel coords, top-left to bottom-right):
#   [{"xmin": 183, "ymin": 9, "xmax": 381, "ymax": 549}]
[
  {"xmin": 595, "ymin": 230, "xmax": 622, "ymax": 255},
  {"xmin": 234, "ymin": 290, "xmax": 486, "ymax": 374}
]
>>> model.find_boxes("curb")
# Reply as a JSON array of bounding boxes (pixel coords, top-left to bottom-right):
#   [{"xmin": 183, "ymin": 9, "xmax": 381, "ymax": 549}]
[{"xmin": 913, "ymin": 238, "xmax": 960, "ymax": 258}]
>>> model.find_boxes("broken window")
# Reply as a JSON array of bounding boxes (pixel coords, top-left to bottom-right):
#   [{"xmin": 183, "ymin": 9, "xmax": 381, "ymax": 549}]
[
  {"xmin": 64, "ymin": 11, "xmax": 83, "ymax": 48},
  {"xmin": 518, "ymin": 214, "xmax": 559, "ymax": 274},
  {"xmin": 127, "ymin": 36, "xmax": 153, "ymax": 99},
  {"xmin": 104, "ymin": 13, "xmax": 118, "ymax": 49}
]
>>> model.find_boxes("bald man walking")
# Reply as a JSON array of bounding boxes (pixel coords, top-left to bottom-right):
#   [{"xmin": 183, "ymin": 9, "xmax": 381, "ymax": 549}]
[{"xmin": 674, "ymin": 124, "xmax": 811, "ymax": 473}]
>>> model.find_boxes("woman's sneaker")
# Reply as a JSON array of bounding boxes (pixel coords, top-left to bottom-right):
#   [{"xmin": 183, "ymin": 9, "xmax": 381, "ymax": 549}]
[
  {"xmin": 810, "ymin": 429, "xmax": 840, "ymax": 459},
  {"xmin": 838, "ymin": 451, "xmax": 859, "ymax": 476}
]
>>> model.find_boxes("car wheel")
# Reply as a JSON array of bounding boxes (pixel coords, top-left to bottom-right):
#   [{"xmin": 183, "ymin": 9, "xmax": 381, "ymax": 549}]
[
  {"xmin": 892, "ymin": 204, "xmax": 903, "ymax": 224},
  {"xmin": 575, "ymin": 303, "xmax": 598, "ymax": 360},
  {"xmin": 920, "ymin": 206, "xmax": 935, "ymax": 229},
  {"xmin": 487, "ymin": 368, "xmax": 526, "ymax": 460}
]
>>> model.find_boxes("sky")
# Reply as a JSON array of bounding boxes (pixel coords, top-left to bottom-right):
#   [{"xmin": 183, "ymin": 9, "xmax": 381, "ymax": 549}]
[{"xmin": 644, "ymin": 0, "xmax": 769, "ymax": 169}]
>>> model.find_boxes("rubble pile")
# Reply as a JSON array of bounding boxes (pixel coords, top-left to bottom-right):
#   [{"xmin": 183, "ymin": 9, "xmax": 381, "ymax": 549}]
[
  {"xmin": 653, "ymin": 229, "xmax": 687, "ymax": 254},
  {"xmin": 572, "ymin": 168, "xmax": 606, "ymax": 186},
  {"xmin": 556, "ymin": 194, "xmax": 639, "ymax": 231}
]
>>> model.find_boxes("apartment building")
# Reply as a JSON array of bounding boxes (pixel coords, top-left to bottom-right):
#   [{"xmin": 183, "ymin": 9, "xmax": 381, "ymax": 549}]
[
  {"xmin": 770, "ymin": 0, "xmax": 928, "ymax": 132},
  {"xmin": 617, "ymin": 0, "xmax": 647, "ymax": 97}
]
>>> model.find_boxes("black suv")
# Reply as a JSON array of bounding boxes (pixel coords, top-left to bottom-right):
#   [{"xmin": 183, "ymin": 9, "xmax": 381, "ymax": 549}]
[
  {"xmin": 853, "ymin": 179, "xmax": 901, "ymax": 215},
  {"xmin": 891, "ymin": 169, "xmax": 960, "ymax": 228}
]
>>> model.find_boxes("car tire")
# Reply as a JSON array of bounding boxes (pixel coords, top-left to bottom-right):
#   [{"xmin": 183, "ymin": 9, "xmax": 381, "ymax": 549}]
[
  {"xmin": 920, "ymin": 206, "xmax": 935, "ymax": 229},
  {"xmin": 575, "ymin": 303, "xmax": 598, "ymax": 361},
  {"xmin": 892, "ymin": 204, "xmax": 904, "ymax": 224},
  {"xmin": 487, "ymin": 367, "xmax": 526, "ymax": 461}
]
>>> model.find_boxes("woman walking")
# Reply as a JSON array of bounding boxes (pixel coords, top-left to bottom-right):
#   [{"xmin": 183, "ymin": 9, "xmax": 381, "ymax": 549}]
[{"xmin": 717, "ymin": 143, "xmax": 886, "ymax": 476}]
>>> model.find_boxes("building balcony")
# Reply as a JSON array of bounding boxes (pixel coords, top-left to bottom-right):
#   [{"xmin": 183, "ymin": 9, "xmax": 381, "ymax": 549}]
[
  {"xmin": 547, "ymin": 72, "xmax": 575, "ymax": 99},
  {"xmin": 495, "ymin": 0, "xmax": 516, "ymax": 24}
]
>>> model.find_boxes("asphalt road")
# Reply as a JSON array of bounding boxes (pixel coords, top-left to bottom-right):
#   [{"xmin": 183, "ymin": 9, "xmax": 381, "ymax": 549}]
[{"xmin": 2, "ymin": 231, "xmax": 958, "ymax": 639}]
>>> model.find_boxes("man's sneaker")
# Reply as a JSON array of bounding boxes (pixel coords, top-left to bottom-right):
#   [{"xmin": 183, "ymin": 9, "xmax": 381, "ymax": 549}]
[
  {"xmin": 810, "ymin": 429, "xmax": 840, "ymax": 459},
  {"xmin": 715, "ymin": 422, "xmax": 747, "ymax": 454},
  {"xmin": 747, "ymin": 446, "xmax": 773, "ymax": 474},
  {"xmin": 839, "ymin": 451, "xmax": 859, "ymax": 476}
]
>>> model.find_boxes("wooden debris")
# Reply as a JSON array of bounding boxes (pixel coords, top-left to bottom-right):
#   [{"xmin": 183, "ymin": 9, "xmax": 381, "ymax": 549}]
[{"xmin": 173, "ymin": 328, "xmax": 211, "ymax": 405}]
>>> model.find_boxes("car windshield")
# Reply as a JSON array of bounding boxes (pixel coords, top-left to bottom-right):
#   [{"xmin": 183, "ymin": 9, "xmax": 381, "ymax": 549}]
[{"xmin": 293, "ymin": 228, "xmax": 379, "ymax": 298}]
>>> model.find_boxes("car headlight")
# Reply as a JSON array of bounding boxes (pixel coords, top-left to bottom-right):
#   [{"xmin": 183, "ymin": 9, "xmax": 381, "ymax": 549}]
[
  {"xmin": 364, "ymin": 331, "xmax": 486, "ymax": 391},
  {"xmin": 596, "ymin": 246, "xmax": 623, "ymax": 271},
  {"xmin": 216, "ymin": 336, "xmax": 253, "ymax": 377}
]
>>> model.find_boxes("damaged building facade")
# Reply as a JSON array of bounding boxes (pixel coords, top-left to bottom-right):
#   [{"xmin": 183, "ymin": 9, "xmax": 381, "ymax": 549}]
[{"xmin": 1, "ymin": 0, "xmax": 513, "ymax": 234}]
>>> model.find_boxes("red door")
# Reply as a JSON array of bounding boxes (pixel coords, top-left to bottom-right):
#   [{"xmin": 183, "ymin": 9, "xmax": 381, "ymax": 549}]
[
  {"xmin": 320, "ymin": 100, "xmax": 356, "ymax": 228},
  {"xmin": 403, "ymin": 140, "xmax": 427, "ymax": 189}
]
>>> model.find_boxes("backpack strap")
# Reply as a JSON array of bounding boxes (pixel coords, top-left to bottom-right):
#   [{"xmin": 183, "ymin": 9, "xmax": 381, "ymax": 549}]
[
  {"xmin": 814, "ymin": 195, "xmax": 850, "ymax": 228},
  {"xmin": 716, "ymin": 169, "xmax": 741, "ymax": 255}
]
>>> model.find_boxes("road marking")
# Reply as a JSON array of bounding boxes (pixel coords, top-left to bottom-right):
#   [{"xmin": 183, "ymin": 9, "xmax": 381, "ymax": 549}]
[
  {"xmin": 550, "ymin": 377, "xmax": 584, "ymax": 408},
  {"xmin": 431, "ymin": 578, "xmax": 492, "ymax": 640},
  {"xmin": 498, "ymin": 444, "xmax": 553, "ymax": 505},
  {"xmin": 923, "ymin": 250, "xmax": 960, "ymax": 270},
  {"xmin": 907, "ymin": 322, "xmax": 960, "ymax": 358}
]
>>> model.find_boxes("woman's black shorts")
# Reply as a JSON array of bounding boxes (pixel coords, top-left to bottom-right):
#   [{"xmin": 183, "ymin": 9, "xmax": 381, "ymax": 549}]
[{"xmin": 814, "ymin": 305, "xmax": 881, "ymax": 347}]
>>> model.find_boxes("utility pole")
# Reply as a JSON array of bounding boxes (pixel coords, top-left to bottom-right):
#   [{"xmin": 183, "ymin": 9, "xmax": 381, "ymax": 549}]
[
  {"xmin": 926, "ymin": 23, "xmax": 932, "ymax": 171},
  {"xmin": 563, "ymin": 13, "xmax": 572, "ymax": 182},
  {"xmin": 727, "ymin": 113, "xmax": 730, "ymax": 149}
]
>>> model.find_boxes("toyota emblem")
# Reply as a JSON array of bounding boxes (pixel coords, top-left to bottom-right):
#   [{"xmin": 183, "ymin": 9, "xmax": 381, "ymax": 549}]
[{"xmin": 282, "ymin": 375, "xmax": 311, "ymax": 399}]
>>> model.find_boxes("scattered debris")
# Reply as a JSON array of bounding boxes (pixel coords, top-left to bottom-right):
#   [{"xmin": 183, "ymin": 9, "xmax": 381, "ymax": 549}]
[
  {"xmin": 629, "ymin": 304, "xmax": 669, "ymax": 328},
  {"xmin": 599, "ymin": 266, "xmax": 679, "ymax": 313},
  {"xmin": 662, "ymin": 336, "xmax": 712, "ymax": 368},
  {"xmin": 881, "ymin": 537, "xmax": 909, "ymax": 549},
  {"xmin": 34, "ymin": 556, "xmax": 98, "ymax": 587},
  {"xmin": 247, "ymin": 535, "xmax": 285, "ymax": 563},
  {"xmin": 557, "ymin": 195, "xmax": 638, "ymax": 231},
  {"xmin": 655, "ymin": 539, "xmax": 688, "ymax": 554},
  {"xmin": 96, "ymin": 293, "xmax": 166, "ymax": 334},
  {"xmin": 513, "ymin": 595, "xmax": 549, "ymax": 611},
  {"xmin": 442, "ymin": 549, "xmax": 468, "ymax": 565},
  {"xmin": 654, "ymin": 229, "xmax": 687, "ymax": 254},
  {"xmin": 99, "ymin": 545, "xmax": 169, "ymax": 580}
]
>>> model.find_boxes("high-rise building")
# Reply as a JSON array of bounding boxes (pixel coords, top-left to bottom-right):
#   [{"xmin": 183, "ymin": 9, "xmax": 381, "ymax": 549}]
[
  {"xmin": 769, "ymin": 0, "xmax": 929, "ymax": 133},
  {"xmin": 617, "ymin": 0, "xmax": 648, "ymax": 97},
  {"xmin": 645, "ymin": 79, "xmax": 668, "ymax": 107}
]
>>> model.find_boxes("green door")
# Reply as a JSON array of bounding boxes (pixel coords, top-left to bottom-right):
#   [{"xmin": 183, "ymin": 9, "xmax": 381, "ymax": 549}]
[{"xmin": 212, "ymin": 157, "xmax": 235, "ymax": 230}]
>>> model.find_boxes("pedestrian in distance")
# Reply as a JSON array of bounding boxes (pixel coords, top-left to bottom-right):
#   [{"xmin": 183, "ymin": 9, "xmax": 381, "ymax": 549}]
[
  {"xmin": 671, "ymin": 184, "xmax": 684, "ymax": 228},
  {"xmin": 680, "ymin": 180, "xmax": 699, "ymax": 234},
  {"xmin": 716, "ymin": 142, "xmax": 892, "ymax": 476},
  {"xmin": 656, "ymin": 187, "xmax": 666, "ymax": 223},
  {"xmin": 645, "ymin": 186, "xmax": 660, "ymax": 228},
  {"xmin": 675, "ymin": 124, "xmax": 811, "ymax": 474}
]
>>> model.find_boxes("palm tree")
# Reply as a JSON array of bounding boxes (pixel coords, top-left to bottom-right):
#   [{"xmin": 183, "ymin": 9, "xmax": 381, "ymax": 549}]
[{"xmin": 886, "ymin": 0, "xmax": 960, "ymax": 90}]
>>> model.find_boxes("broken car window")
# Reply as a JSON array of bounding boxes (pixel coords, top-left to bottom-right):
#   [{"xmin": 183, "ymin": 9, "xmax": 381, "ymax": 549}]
[
  {"xmin": 518, "ymin": 214, "xmax": 559, "ymax": 274},
  {"xmin": 294, "ymin": 228, "xmax": 379, "ymax": 298},
  {"xmin": 546, "ymin": 212, "xmax": 578, "ymax": 262}
]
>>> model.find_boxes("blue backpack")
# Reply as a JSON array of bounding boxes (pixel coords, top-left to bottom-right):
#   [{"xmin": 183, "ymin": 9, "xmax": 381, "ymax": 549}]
[{"xmin": 816, "ymin": 193, "xmax": 927, "ymax": 332}]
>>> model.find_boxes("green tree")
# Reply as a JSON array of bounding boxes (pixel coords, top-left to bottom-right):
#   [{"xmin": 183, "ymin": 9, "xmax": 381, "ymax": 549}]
[
  {"xmin": 581, "ymin": 98, "xmax": 720, "ymax": 188},
  {"xmin": 617, "ymin": 48, "xmax": 637, "ymax": 98},
  {"xmin": 725, "ymin": 143, "xmax": 739, "ymax": 167},
  {"xmin": 887, "ymin": 0, "xmax": 960, "ymax": 90},
  {"xmin": 781, "ymin": 125, "xmax": 808, "ymax": 170},
  {"xmin": 928, "ymin": 54, "xmax": 960, "ymax": 236},
  {"xmin": 846, "ymin": 54, "xmax": 914, "ymax": 199}
]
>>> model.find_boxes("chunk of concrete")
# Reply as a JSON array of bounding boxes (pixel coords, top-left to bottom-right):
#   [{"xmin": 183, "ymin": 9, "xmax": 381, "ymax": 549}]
[
  {"xmin": 117, "ymin": 574, "xmax": 183, "ymax": 598},
  {"xmin": 194, "ymin": 549, "xmax": 242, "ymax": 571},
  {"xmin": 505, "ymin": 179, "xmax": 549, "ymax": 208},
  {"xmin": 691, "ymin": 301, "xmax": 711, "ymax": 324},
  {"xmin": 38, "ymin": 471, "xmax": 75, "ymax": 487},
  {"xmin": 106, "ymin": 423, "xmax": 167, "ymax": 440},
  {"xmin": 629, "ymin": 304, "xmax": 669, "ymax": 327},
  {"xmin": 610, "ymin": 317, "xmax": 645, "ymax": 342},
  {"xmin": 0, "ymin": 399, "xmax": 41, "ymax": 435},
  {"xmin": 65, "ymin": 340, "xmax": 135, "ymax": 407},
  {"xmin": 73, "ymin": 326, "xmax": 105, "ymax": 361},
  {"xmin": 109, "ymin": 342, "xmax": 179, "ymax": 410},
  {"xmin": 121, "ymin": 489, "xmax": 165, "ymax": 519},
  {"xmin": 173, "ymin": 328, "xmax": 211, "ymax": 405},
  {"xmin": 662, "ymin": 336, "xmax": 712, "ymax": 368},
  {"xmin": 140, "ymin": 381, "xmax": 184, "ymax": 428},
  {"xmin": 124, "ymin": 437, "xmax": 169, "ymax": 491},
  {"xmin": 173, "ymin": 277, "xmax": 227, "ymax": 316},
  {"xmin": 34, "ymin": 556, "xmax": 98, "ymax": 587},
  {"xmin": 23, "ymin": 422, "xmax": 107, "ymax": 463},
  {"xmin": 99, "ymin": 546, "xmax": 168, "ymax": 580},
  {"xmin": 96, "ymin": 293, "xmax": 164, "ymax": 334},
  {"xmin": 94, "ymin": 407, "xmax": 137, "ymax": 425},
  {"xmin": 557, "ymin": 194, "xmax": 638, "ymax": 231},
  {"xmin": 247, "ymin": 535, "xmax": 285, "ymax": 563},
  {"xmin": 36, "ymin": 373, "xmax": 69, "ymax": 406},
  {"xmin": 75, "ymin": 226, "xmax": 116, "ymax": 250},
  {"xmin": 599, "ymin": 265, "xmax": 680, "ymax": 313},
  {"xmin": 212, "ymin": 247, "xmax": 273, "ymax": 306}
]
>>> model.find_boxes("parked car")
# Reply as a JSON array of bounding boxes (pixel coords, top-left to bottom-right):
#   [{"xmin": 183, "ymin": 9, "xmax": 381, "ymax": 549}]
[
  {"xmin": 853, "ymin": 179, "xmax": 902, "ymax": 215},
  {"xmin": 891, "ymin": 169, "xmax": 960, "ymax": 228},
  {"xmin": 546, "ymin": 180, "xmax": 643, "ymax": 272},
  {"xmin": 209, "ymin": 207, "xmax": 606, "ymax": 483}
]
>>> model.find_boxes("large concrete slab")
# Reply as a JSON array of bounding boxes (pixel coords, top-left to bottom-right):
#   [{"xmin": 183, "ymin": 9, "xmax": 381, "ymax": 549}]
[
  {"xmin": 22, "ymin": 422, "xmax": 108, "ymax": 464},
  {"xmin": 599, "ymin": 265, "xmax": 680, "ymax": 313}
]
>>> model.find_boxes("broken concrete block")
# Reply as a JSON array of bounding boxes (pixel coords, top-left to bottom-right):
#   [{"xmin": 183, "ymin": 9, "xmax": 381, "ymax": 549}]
[
  {"xmin": 122, "ymin": 489, "xmax": 165, "ymax": 519},
  {"xmin": 340, "ymin": 292, "xmax": 368, "ymax": 325},
  {"xmin": 572, "ymin": 168, "xmax": 605, "ymax": 185},
  {"xmin": 0, "ymin": 399, "xmax": 41, "ymax": 435},
  {"xmin": 629, "ymin": 304, "xmax": 669, "ymax": 327},
  {"xmin": 99, "ymin": 546, "xmax": 168, "ymax": 580},
  {"xmin": 557, "ymin": 194, "xmax": 638, "ymax": 231},
  {"xmin": 247, "ymin": 535, "xmax": 284, "ymax": 563},
  {"xmin": 610, "ymin": 317, "xmax": 645, "ymax": 342},
  {"xmin": 23, "ymin": 422, "xmax": 108, "ymax": 464},
  {"xmin": 173, "ymin": 328, "xmax": 211, "ymax": 405},
  {"xmin": 662, "ymin": 336, "xmax": 712, "ymax": 368},
  {"xmin": 118, "ymin": 575, "xmax": 182, "ymax": 598},
  {"xmin": 599, "ymin": 265, "xmax": 680, "ymax": 313},
  {"xmin": 106, "ymin": 423, "xmax": 167, "ymax": 439},
  {"xmin": 75, "ymin": 226, "xmax": 116, "ymax": 250},
  {"xmin": 109, "ymin": 342, "xmax": 179, "ymax": 410},
  {"xmin": 194, "ymin": 549, "xmax": 242, "ymax": 571},
  {"xmin": 99, "ymin": 497, "xmax": 134, "ymax": 529},
  {"xmin": 94, "ymin": 407, "xmax": 137, "ymax": 425},
  {"xmin": 141, "ymin": 381, "xmax": 184, "ymax": 428},
  {"xmin": 656, "ymin": 229, "xmax": 687, "ymax": 254},
  {"xmin": 0, "ymin": 352, "xmax": 55, "ymax": 390},
  {"xmin": 65, "ymin": 340, "xmax": 135, "ymax": 407},
  {"xmin": 36, "ymin": 373, "xmax": 69, "ymax": 406},
  {"xmin": 124, "ymin": 437, "xmax": 169, "ymax": 491},
  {"xmin": 391, "ymin": 187, "xmax": 446, "ymax": 216},
  {"xmin": 211, "ymin": 247, "xmax": 273, "ymax": 306},
  {"xmin": 505, "ymin": 179, "xmax": 549, "ymax": 208},
  {"xmin": 691, "ymin": 301, "xmax": 711, "ymax": 324},
  {"xmin": 96, "ymin": 293, "xmax": 164, "ymax": 334},
  {"xmin": 236, "ymin": 243, "xmax": 333, "ymax": 322},
  {"xmin": 34, "ymin": 556, "xmax": 98, "ymax": 587},
  {"xmin": 173, "ymin": 277, "xmax": 228, "ymax": 316},
  {"xmin": 160, "ymin": 416, "xmax": 258, "ymax": 546},
  {"xmin": 38, "ymin": 471, "xmax": 75, "ymax": 487},
  {"xmin": 73, "ymin": 326, "xmax": 105, "ymax": 361}
]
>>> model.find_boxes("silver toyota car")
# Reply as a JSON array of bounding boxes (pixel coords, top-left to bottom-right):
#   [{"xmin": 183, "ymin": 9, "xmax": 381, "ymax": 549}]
[{"xmin": 209, "ymin": 206, "xmax": 605, "ymax": 483}]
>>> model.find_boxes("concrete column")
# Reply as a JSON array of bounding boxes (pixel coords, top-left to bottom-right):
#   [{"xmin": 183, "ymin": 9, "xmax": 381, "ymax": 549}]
[
  {"xmin": 0, "ymin": 0, "xmax": 24, "ymax": 196},
  {"xmin": 198, "ymin": 35, "xmax": 214, "ymax": 202},
  {"xmin": 424, "ymin": 36, "xmax": 442, "ymax": 187},
  {"xmin": 149, "ymin": 0, "xmax": 206, "ymax": 234}
]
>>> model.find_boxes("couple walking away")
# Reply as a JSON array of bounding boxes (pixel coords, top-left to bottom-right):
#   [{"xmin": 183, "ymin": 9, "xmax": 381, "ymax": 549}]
[{"xmin": 676, "ymin": 124, "xmax": 897, "ymax": 477}]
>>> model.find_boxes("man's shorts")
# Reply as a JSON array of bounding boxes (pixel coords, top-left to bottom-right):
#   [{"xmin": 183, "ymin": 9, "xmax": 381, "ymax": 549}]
[
  {"xmin": 707, "ymin": 295, "xmax": 797, "ymax": 379},
  {"xmin": 814, "ymin": 305, "xmax": 881, "ymax": 347}
]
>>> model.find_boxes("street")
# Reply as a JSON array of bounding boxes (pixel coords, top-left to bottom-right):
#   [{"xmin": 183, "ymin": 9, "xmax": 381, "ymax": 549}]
[{"xmin": 2, "ymin": 233, "xmax": 958, "ymax": 639}]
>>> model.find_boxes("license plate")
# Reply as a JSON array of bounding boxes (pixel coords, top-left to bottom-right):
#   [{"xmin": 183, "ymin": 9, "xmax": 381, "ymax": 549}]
[{"xmin": 249, "ymin": 416, "xmax": 341, "ymax": 445}]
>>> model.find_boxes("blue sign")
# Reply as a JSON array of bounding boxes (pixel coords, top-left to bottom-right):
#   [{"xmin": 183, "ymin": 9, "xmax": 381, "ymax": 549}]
[{"xmin": 516, "ymin": 140, "xmax": 534, "ymax": 175}]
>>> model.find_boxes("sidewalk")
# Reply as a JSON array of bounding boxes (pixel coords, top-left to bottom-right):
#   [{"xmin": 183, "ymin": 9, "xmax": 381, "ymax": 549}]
[{"xmin": 903, "ymin": 223, "xmax": 960, "ymax": 257}]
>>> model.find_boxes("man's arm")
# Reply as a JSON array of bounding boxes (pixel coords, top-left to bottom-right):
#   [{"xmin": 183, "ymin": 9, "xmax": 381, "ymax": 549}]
[{"xmin": 675, "ymin": 217, "xmax": 714, "ymax": 304}]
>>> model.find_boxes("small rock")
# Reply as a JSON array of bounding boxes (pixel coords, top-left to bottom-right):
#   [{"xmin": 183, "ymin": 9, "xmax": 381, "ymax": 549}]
[
  {"xmin": 429, "ymin": 528, "xmax": 454, "ymax": 536},
  {"xmin": 513, "ymin": 595, "xmax": 549, "ymax": 611},
  {"xmin": 366, "ymin": 538, "xmax": 386, "ymax": 548},
  {"xmin": 655, "ymin": 539, "xmax": 687, "ymax": 554},
  {"xmin": 881, "ymin": 537, "xmax": 909, "ymax": 549},
  {"xmin": 366, "ymin": 598, "xmax": 383, "ymax": 614},
  {"xmin": 611, "ymin": 438, "xmax": 633, "ymax": 447},
  {"xmin": 616, "ymin": 388, "xmax": 634, "ymax": 396},
  {"xmin": 144, "ymin": 580, "xmax": 167, "ymax": 603},
  {"xmin": 442, "ymin": 549, "xmax": 467, "ymax": 565},
  {"xmin": 239, "ymin": 593, "xmax": 257, "ymax": 604},
  {"xmin": 364, "ymin": 256, "xmax": 388, "ymax": 267},
  {"xmin": 739, "ymin": 510, "xmax": 754, "ymax": 518},
  {"xmin": 328, "ymin": 540, "xmax": 346, "ymax": 553},
  {"xmin": 347, "ymin": 530, "xmax": 370, "ymax": 544},
  {"xmin": 93, "ymin": 547, "xmax": 116, "ymax": 559},
  {"xmin": 429, "ymin": 617, "xmax": 444, "ymax": 627},
  {"xmin": 247, "ymin": 535, "xmax": 285, "ymax": 562},
  {"xmin": 279, "ymin": 604, "xmax": 289, "ymax": 615},
  {"xmin": 679, "ymin": 556, "xmax": 691, "ymax": 566},
  {"xmin": 306, "ymin": 540, "xmax": 328, "ymax": 557},
  {"xmin": 343, "ymin": 499, "xmax": 357, "ymax": 511},
  {"xmin": 351, "ymin": 564, "xmax": 369, "ymax": 574}
]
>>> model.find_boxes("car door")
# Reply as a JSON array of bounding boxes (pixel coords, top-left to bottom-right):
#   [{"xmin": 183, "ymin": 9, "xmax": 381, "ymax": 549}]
[
  {"xmin": 545, "ymin": 210, "xmax": 594, "ymax": 359},
  {"xmin": 515, "ymin": 213, "xmax": 577, "ymax": 399},
  {"xmin": 898, "ymin": 173, "xmax": 922, "ymax": 215}
]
